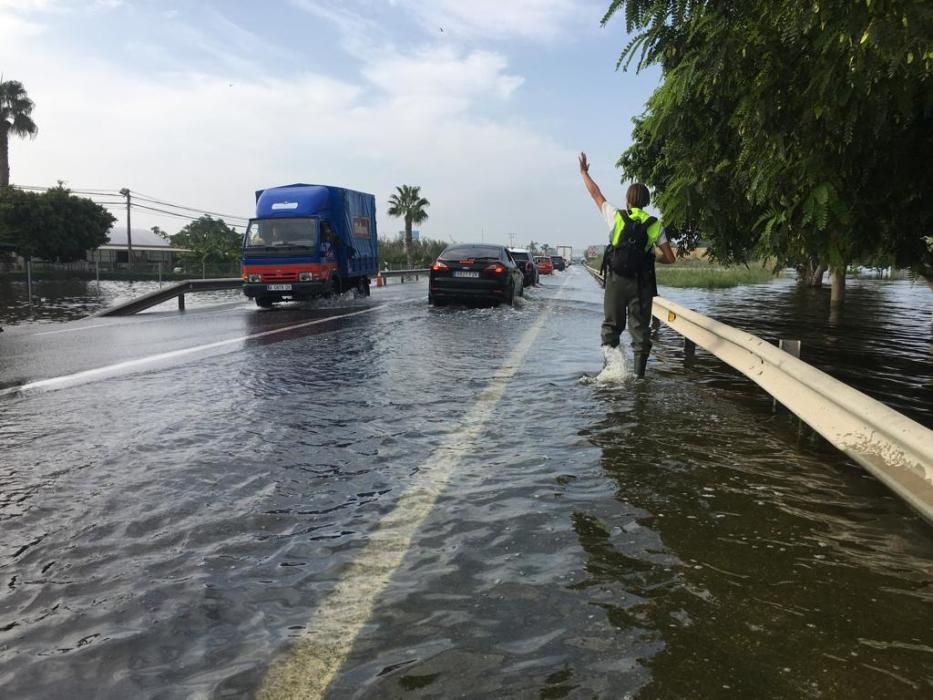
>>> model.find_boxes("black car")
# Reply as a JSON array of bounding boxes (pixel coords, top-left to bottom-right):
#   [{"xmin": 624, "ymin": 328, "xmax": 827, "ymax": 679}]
[
  {"xmin": 507, "ymin": 248, "xmax": 539, "ymax": 287},
  {"xmin": 550, "ymin": 255, "xmax": 566, "ymax": 271},
  {"xmin": 429, "ymin": 244, "xmax": 524, "ymax": 306}
]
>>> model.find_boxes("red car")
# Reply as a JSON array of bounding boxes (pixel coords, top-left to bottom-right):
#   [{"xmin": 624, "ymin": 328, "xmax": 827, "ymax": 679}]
[{"xmin": 534, "ymin": 256, "xmax": 554, "ymax": 275}]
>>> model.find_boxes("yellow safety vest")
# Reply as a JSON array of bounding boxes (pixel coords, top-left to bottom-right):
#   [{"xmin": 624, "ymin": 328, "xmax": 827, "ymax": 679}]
[{"xmin": 611, "ymin": 208, "xmax": 662, "ymax": 251}]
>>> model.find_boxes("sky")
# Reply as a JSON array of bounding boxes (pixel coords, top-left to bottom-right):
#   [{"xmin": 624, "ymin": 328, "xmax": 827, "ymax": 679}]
[{"xmin": 0, "ymin": 0, "xmax": 661, "ymax": 252}]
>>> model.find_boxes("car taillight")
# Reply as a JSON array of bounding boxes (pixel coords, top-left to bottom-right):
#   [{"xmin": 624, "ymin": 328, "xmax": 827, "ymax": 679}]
[
  {"xmin": 485, "ymin": 264, "xmax": 506, "ymax": 274},
  {"xmin": 432, "ymin": 260, "xmax": 449, "ymax": 271}
]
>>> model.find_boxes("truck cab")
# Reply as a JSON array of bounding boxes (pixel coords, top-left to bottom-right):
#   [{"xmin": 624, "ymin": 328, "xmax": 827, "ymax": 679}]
[{"xmin": 242, "ymin": 184, "xmax": 378, "ymax": 307}]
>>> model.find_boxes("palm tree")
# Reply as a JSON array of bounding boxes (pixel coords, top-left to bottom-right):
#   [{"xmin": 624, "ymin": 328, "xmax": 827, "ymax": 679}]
[
  {"xmin": 0, "ymin": 80, "xmax": 38, "ymax": 189},
  {"xmin": 387, "ymin": 185, "xmax": 430, "ymax": 269}
]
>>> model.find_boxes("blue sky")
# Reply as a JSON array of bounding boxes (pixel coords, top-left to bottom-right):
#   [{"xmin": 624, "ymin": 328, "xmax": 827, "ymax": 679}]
[{"xmin": 1, "ymin": 0, "xmax": 660, "ymax": 251}]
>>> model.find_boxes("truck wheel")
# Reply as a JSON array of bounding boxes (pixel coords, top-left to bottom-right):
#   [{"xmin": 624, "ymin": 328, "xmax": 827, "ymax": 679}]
[
  {"xmin": 353, "ymin": 278, "xmax": 370, "ymax": 298},
  {"xmin": 256, "ymin": 297, "xmax": 274, "ymax": 309}
]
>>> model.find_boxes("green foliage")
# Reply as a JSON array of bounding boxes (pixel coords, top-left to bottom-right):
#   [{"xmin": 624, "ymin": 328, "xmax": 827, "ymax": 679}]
[
  {"xmin": 0, "ymin": 79, "xmax": 38, "ymax": 188},
  {"xmin": 387, "ymin": 185, "xmax": 431, "ymax": 267},
  {"xmin": 655, "ymin": 264, "xmax": 777, "ymax": 289},
  {"xmin": 0, "ymin": 186, "xmax": 113, "ymax": 261},
  {"xmin": 161, "ymin": 216, "xmax": 240, "ymax": 266},
  {"xmin": 609, "ymin": 0, "xmax": 933, "ymax": 274},
  {"xmin": 378, "ymin": 237, "xmax": 446, "ymax": 269}
]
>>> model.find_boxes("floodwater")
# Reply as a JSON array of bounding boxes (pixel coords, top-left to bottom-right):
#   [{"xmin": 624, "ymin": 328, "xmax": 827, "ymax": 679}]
[
  {"xmin": 0, "ymin": 277, "xmax": 242, "ymax": 327},
  {"xmin": 0, "ymin": 269, "xmax": 931, "ymax": 699}
]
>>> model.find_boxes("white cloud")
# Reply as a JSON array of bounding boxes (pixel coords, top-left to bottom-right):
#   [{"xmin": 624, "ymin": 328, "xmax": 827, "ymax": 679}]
[
  {"xmin": 399, "ymin": 0, "xmax": 589, "ymax": 41},
  {"xmin": 363, "ymin": 46, "xmax": 523, "ymax": 100},
  {"xmin": 0, "ymin": 2, "xmax": 599, "ymax": 248}
]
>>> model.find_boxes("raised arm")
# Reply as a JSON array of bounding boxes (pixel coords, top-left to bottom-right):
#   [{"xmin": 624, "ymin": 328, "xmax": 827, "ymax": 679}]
[{"xmin": 579, "ymin": 152, "xmax": 606, "ymax": 210}]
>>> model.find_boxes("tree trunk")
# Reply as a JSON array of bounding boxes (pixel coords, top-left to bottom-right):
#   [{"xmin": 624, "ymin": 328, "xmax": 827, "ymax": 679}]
[
  {"xmin": 404, "ymin": 217, "xmax": 413, "ymax": 269},
  {"xmin": 800, "ymin": 260, "xmax": 826, "ymax": 287},
  {"xmin": 830, "ymin": 267, "xmax": 845, "ymax": 305},
  {"xmin": 0, "ymin": 129, "xmax": 9, "ymax": 189}
]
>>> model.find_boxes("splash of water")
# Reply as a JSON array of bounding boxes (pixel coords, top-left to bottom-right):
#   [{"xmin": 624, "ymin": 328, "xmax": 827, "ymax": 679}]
[{"xmin": 579, "ymin": 345, "xmax": 629, "ymax": 385}]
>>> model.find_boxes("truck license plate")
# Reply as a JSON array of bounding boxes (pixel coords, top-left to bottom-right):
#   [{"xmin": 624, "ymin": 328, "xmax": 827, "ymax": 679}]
[
  {"xmin": 267, "ymin": 284, "xmax": 292, "ymax": 291},
  {"xmin": 453, "ymin": 271, "xmax": 479, "ymax": 278}
]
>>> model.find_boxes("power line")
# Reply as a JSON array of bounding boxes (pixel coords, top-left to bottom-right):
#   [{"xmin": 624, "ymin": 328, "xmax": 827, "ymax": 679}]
[
  {"xmin": 10, "ymin": 184, "xmax": 250, "ymax": 223},
  {"xmin": 130, "ymin": 189, "xmax": 250, "ymax": 222},
  {"xmin": 12, "ymin": 184, "xmax": 123, "ymax": 198},
  {"xmin": 130, "ymin": 203, "xmax": 223, "ymax": 221}
]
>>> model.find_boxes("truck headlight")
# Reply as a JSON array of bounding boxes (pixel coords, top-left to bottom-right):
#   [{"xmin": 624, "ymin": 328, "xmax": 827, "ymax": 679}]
[
  {"xmin": 298, "ymin": 272, "xmax": 315, "ymax": 282},
  {"xmin": 248, "ymin": 274, "xmax": 261, "ymax": 283}
]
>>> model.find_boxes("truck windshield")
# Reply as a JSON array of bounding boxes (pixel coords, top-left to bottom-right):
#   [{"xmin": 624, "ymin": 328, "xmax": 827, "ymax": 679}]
[{"xmin": 245, "ymin": 218, "xmax": 319, "ymax": 249}]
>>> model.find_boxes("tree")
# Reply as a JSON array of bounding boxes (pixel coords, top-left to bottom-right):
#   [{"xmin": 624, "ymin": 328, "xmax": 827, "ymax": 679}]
[
  {"xmin": 377, "ymin": 236, "xmax": 446, "ymax": 270},
  {"xmin": 161, "ymin": 215, "xmax": 240, "ymax": 278},
  {"xmin": 0, "ymin": 80, "xmax": 38, "ymax": 189},
  {"xmin": 606, "ymin": 0, "xmax": 933, "ymax": 302},
  {"xmin": 387, "ymin": 185, "xmax": 430, "ymax": 269},
  {"xmin": 0, "ymin": 185, "xmax": 113, "ymax": 261}
]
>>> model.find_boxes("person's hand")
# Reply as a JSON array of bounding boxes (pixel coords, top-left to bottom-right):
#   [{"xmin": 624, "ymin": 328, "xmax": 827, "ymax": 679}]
[{"xmin": 579, "ymin": 152, "xmax": 590, "ymax": 175}]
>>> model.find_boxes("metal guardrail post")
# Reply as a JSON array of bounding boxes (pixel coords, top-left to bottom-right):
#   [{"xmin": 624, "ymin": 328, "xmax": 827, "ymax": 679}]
[{"xmin": 178, "ymin": 293, "xmax": 185, "ymax": 311}]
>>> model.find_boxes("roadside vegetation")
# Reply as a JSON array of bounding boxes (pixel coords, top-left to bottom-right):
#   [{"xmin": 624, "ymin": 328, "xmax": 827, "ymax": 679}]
[
  {"xmin": 605, "ymin": 0, "xmax": 933, "ymax": 302},
  {"xmin": 586, "ymin": 254, "xmax": 777, "ymax": 289},
  {"xmin": 378, "ymin": 237, "xmax": 446, "ymax": 270},
  {"xmin": 387, "ymin": 185, "xmax": 430, "ymax": 269}
]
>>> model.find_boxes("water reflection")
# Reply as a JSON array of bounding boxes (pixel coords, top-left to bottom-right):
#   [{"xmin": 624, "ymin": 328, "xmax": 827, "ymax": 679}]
[
  {"xmin": 583, "ymin": 359, "xmax": 933, "ymax": 699},
  {"xmin": 0, "ymin": 278, "xmax": 243, "ymax": 327}
]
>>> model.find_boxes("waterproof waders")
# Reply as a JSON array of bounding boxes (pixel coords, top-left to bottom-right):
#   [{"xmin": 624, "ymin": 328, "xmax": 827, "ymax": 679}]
[{"xmin": 601, "ymin": 271, "xmax": 652, "ymax": 377}]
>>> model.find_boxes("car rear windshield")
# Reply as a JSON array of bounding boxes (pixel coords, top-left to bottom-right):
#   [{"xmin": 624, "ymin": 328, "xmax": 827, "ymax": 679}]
[{"xmin": 441, "ymin": 245, "xmax": 502, "ymax": 260}]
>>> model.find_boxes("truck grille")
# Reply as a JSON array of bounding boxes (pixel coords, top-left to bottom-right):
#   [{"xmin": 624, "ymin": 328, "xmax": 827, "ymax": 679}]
[{"xmin": 260, "ymin": 271, "xmax": 299, "ymax": 282}]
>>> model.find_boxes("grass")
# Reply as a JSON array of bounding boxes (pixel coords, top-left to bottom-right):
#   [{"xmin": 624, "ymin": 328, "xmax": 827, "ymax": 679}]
[
  {"xmin": 655, "ymin": 265, "xmax": 778, "ymax": 288},
  {"xmin": 585, "ymin": 256, "xmax": 778, "ymax": 289}
]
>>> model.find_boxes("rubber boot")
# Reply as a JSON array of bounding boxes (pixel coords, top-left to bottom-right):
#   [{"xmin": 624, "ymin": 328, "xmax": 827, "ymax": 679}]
[{"xmin": 633, "ymin": 352, "xmax": 648, "ymax": 379}]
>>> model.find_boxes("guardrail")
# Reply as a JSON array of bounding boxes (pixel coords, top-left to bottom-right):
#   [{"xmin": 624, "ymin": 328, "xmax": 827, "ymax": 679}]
[
  {"xmin": 583, "ymin": 263, "xmax": 933, "ymax": 523},
  {"xmin": 95, "ymin": 278, "xmax": 242, "ymax": 316},
  {"xmin": 377, "ymin": 268, "xmax": 430, "ymax": 284}
]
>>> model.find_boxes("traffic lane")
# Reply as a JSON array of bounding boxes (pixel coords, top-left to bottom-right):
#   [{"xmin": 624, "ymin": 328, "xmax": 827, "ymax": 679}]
[
  {"xmin": 0, "ymin": 282, "xmax": 549, "ymax": 699},
  {"xmin": 0, "ymin": 283, "xmax": 427, "ymax": 392}
]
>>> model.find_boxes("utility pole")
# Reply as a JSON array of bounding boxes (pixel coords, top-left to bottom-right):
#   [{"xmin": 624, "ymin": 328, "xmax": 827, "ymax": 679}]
[
  {"xmin": 508, "ymin": 232, "xmax": 515, "ymax": 248},
  {"xmin": 120, "ymin": 187, "xmax": 133, "ymax": 271}
]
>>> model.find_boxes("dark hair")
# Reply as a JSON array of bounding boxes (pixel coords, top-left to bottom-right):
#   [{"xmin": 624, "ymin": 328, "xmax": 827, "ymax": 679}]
[{"xmin": 626, "ymin": 183, "xmax": 650, "ymax": 209}]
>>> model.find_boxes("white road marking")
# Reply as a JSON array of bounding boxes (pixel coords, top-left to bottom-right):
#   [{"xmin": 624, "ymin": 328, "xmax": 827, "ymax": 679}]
[
  {"xmin": 0, "ymin": 305, "xmax": 385, "ymax": 398},
  {"xmin": 258, "ymin": 277, "xmax": 568, "ymax": 700}
]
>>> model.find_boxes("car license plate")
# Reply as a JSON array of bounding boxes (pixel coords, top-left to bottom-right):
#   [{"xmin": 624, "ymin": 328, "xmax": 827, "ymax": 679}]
[
  {"xmin": 267, "ymin": 284, "xmax": 292, "ymax": 291},
  {"xmin": 454, "ymin": 271, "xmax": 479, "ymax": 278}
]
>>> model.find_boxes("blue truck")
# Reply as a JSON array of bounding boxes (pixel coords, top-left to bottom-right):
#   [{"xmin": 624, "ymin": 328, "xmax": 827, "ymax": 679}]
[{"xmin": 241, "ymin": 184, "xmax": 379, "ymax": 307}]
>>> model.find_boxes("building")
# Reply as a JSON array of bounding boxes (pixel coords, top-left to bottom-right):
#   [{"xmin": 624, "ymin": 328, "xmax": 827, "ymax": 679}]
[{"xmin": 92, "ymin": 227, "xmax": 189, "ymax": 271}]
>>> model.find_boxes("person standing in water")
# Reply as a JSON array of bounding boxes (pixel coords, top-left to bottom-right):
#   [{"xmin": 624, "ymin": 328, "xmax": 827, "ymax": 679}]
[{"xmin": 578, "ymin": 152, "xmax": 676, "ymax": 378}]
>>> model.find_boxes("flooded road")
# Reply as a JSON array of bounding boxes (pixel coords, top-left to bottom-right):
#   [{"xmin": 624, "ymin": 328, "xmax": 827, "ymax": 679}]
[{"xmin": 1, "ymin": 268, "xmax": 931, "ymax": 699}]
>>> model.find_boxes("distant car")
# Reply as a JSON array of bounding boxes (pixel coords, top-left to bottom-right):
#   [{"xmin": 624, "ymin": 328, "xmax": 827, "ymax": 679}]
[
  {"xmin": 535, "ymin": 256, "xmax": 554, "ymax": 275},
  {"xmin": 430, "ymin": 243, "xmax": 524, "ymax": 306},
  {"xmin": 507, "ymin": 248, "xmax": 539, "ymax": 287},
  {"xmin": 550, "ymin": 255, "xmax": 566, "ymax": 271}
]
